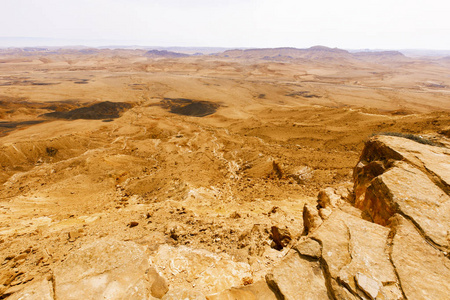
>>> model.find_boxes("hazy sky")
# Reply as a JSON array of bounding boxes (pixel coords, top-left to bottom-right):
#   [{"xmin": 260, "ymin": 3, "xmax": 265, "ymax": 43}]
[{"xmin": 1, "ymin": 0, "xmax": 449, "ymax": 49}]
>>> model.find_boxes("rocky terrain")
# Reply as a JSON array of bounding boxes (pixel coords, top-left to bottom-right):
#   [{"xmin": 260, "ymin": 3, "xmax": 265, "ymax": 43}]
[
  {"xmin": 0, "ymin": 47, "xmax": 449, "ymax": 299},
  {"xmin": 266, "ymin": 134, "xmax": 450, "ymax": 299}
]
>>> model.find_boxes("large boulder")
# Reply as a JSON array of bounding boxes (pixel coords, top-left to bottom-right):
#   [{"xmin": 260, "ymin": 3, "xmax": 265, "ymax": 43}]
[
  {"xmin": 353, "ymin": 135, "xmax": 450, "ymax": 251},
  {"xmin": 354, "ymin": 134, "xmax": 450, "ymax": 202},
  {"xmin": 364, "ymin": 161, "xmax": 450, "ymax": 250}
]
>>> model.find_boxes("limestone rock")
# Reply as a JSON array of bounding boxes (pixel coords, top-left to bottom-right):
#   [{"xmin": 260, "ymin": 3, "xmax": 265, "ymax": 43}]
[
  {"xmin": 270, "ymin": 226, "xmax": 291, "ymax": 250},
  {"xmin": 293, "ymin": 238, "xmax": 322, "ymax": 259},
  {"xmin": 162, "ymin": 288, "xmax": 206, "ymax": 300},
  {"xmin": 206, "ymin": 288, "xmax": 256, "ymax": 300},
  {"xmin": 354, "ymin": 135, "xmax": 450, "ymax": 251},
  {"xmin": 302, "ymin": 204, "xmax": 322, "ymax": 235},
  {"xmin": 311, "ymin": 210, "xmax": 402, "ymax": 299},
  {"xmin": 369, "ymin": 135, "xmax": 450, "ymax": 188},
  {"xmin": 364, "ymin": 161, "xmax": 450, "ymax": 250},
  {"xmin": 0, "ymin": 270, "xmax": 15, "ymax": 286},
  {"xmin": 7, "ymin": 279, "xmax": 54, "ymax": 300},
  {"xmin": 317, "ymin": 187, "xmax": 341, "ymax": 208},
  {"xmin": 152, "ymin": 244, "xmax": 252, "ymax": 295},
  {"xmin": 390, "ymin": 215, "xmax": 450, "ymax": 299},
  {"xmin": 353, "ymin": 160, "xmax": 388, "ymax": 205},
  {"xmin": 148, "ymin": 268, "xmax": 169, "ymax": 298},
  {"xmin": 68, "ymin": 230, "xmax": 81, "ymax": 242},
  {"xmin": 353, "ymin": 134, "xmax": 450, "ymax": 206},
  {"xmin": 319, "ymin": 207, "xmax": 333, "ymax": 220},
  {"xmin": 330, "ymin": 278, "xmax": 360, "ymax": 300},
  {"xmin": 53, "ymin": 239, "xmax": 160, "ymax": 300},
  {"xmin": 265, "ymin": 251, "xmax": 329, "ymax": 300},
  {"xmin": 206, "ymin": 281, "xmax": 277, "ymax": 300},
  {"xmin": 355, "ymin": 273, "xmax": 381, "ymax": 300}
]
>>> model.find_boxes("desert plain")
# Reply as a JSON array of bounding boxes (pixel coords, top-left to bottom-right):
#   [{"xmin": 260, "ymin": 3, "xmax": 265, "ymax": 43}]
[{"xmin": 0, "ymin": 46, "xmax": 449, "ymax": 299}]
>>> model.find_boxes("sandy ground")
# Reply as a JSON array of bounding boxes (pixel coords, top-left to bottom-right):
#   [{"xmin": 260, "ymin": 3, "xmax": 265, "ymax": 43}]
[{"xmin": 0, "ymin": 49, "xmax": 449, "ymax": 294}]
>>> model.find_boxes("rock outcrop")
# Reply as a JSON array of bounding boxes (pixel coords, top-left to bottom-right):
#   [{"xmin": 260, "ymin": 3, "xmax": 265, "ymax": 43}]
[
  {"xmin": 264, "ymin": 134, "xmax": 450, "ymax": 299},
  {"xmin": 353, "ymin": 135, "xmax": 450, "ymax": 251}
]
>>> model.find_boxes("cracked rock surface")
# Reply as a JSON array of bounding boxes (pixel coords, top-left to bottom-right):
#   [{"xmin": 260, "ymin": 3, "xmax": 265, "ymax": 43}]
[{"xmin": 265, "ymin": 134, "xmax": 450, "ymax": 299}]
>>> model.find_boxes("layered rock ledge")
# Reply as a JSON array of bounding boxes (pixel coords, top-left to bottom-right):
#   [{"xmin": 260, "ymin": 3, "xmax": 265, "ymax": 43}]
[{"xmin": 267, "ymin": 134, "xmax": 450, "ymax": 300}]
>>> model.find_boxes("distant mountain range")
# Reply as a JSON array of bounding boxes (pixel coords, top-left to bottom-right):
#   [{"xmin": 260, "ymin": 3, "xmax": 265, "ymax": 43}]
[
  {"xmin": 0, "ymin": 37, "xmax": 232, "ymax": 55},
  {"xmin": 0, "ymin": 37, "xmax": 449, "ymax": 59}
]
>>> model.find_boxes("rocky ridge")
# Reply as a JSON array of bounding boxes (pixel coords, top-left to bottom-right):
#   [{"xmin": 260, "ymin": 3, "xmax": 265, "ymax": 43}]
[
  {"xmin": 2, "ymin": 134, "xmax": 450, "ymax": 299},
  {"xmin": 267, "ymin": 134, "xmax": 450, "ymax": 300}
]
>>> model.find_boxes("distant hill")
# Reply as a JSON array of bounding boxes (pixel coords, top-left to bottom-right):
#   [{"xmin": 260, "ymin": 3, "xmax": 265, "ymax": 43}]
[
  {"xmin": 144, "ymin": 50, "xmax": 189, "ymax": 58},
  {"xmin": 353, "ymin": 50, "xmax": 407, "ymax": 62},
  {"xmin": 218, "ymin": 46, "xmax": 352, "ymax": 61},
  {"xmin": 217, "ymin": 46, "xmax": 409, "ymax": 63}
]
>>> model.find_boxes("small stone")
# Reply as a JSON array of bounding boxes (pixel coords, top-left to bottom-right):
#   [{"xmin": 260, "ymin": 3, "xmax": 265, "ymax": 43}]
[
  {"xmin": 302, "ymin": 204, "xmax": 322, "ymax": 235},
  {"xmin": 270, "ymin": 226, "xmax": 291, "ymax": 250},
  {"xmin": 294, "ymin": 238, "xmax": 322, "ymax": 259},
  {"xmin": 13, "ymin": 253, "xmax": 27, "ymax": 262},
  {"xmin": 10, "ymin": 277, "xmax": 23, "ymax": 286},
  {"xmin": 317, "ymin": 187, "xmax": 340, "ymax": 208},
  {"xmin": 165, "ymin": 223, "xmax": 185, "ymax": 240},
  {"xmin": 242, "ymin": 276, "xmax": 253, "ymax": 285},
  {"xmin": 355, "ymin": 273, "xmax": 381, "ymax": 300},
  {"xmin": 229, "ymin": 212, "xmax": 241, "ymax": 219},
  {"xmin": 128, "ymin": 221, "xmax": 139, "ymax": 228},
  {"xmin": 68, "ymin": 231, "xmax": 81, "ymax": 242},
  {"xmin": 147, "ymin": 268, "xmax": 169, "ymax": 298},
  {"xmin": 268, "ymin": 206, "xmax": 283, "ymax": 215},
  {"xmin": 319, "ymin": 207, "xmax": 333, "ymax": 220}
]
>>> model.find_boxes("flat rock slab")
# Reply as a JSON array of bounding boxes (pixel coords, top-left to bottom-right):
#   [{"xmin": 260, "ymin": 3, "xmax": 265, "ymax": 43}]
[
  {"xmin": 152, "ymin": 244, "xmax": 252, "ymax": 295},
  {"xmin": 53, "ymin": 239, "xmax": 154, "ymax": 300},
  {"xmin": 391, "ymin": 215, "xmax": 450, "ymax": 299},
  {"xmin": 7, "ymin": 279, "xmax": 54, "ymax": 300},
  {"xmin": 266, "ymin": 251, "xmax": 329, "ymax": 300},
  {"xmin": 162, "ymin": 288, "xmax": 207, "ymax": 300},
  {"xmin": 206, "ymin": 281, "xmax": 277, "ymax": 300},
  {"xmin": 373, "ymin": 135, "xmax": 450, "ymax": 188}
]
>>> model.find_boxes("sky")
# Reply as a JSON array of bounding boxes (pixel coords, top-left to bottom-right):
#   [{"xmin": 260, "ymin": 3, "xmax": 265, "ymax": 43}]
[{"xmin": 1, "ymin": 0, "xmax": 449, "ymax": 49}]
